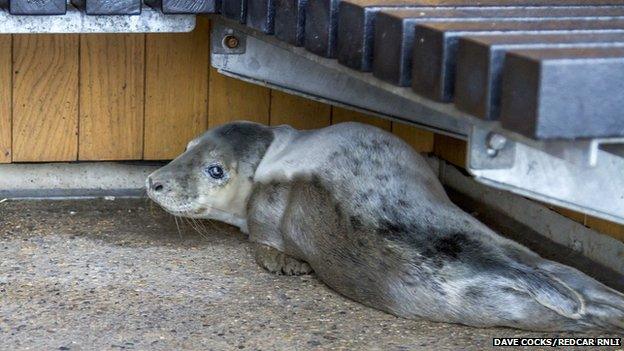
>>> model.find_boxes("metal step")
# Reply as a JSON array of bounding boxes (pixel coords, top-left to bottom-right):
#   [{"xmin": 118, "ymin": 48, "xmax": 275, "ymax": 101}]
[
  {"xmin": 335, "ymin": 0, "xmax": 624, "ymax": 71},
  {"xmin": 500, "ymin": 47, "xmax": 624, "ymax": 139},
  {"xmin": 454, "ymin": 33, "xmax": 624, "ymax": 121},
  {"xmin": 5, "ymin": 0, "xmax": 67, "ymax": 15},
  {"xmin": 144, "ymin": 0, "xmax": 219, "ymax": 14},
  {"xmin": 375, "ymin": 12, "xmax": 624, "ymax": 88},
  {"xmin": 247, "ymin": 0, "xmax": 275, "ymax": 33},
  {"xmin": 303, "ymin": 0, "xmax": 624, "ymax": 59},
  {"xmin": 222, "ymin": 0, "xmax": 246, "ymax": 23},
  {"xmin": 410, "ymin": 19, "xmax": 624, "ymax": 101},
  {"xmin": 70, "ymin": 0, "xmax": 142, "ymax": 15},
  {"xmin": 274, "ymin": 0, "xmax": 307, "ymax": 46},
  {"xmin": 0, "ymin": 2, "xmax": 196, "ymax": 33}
]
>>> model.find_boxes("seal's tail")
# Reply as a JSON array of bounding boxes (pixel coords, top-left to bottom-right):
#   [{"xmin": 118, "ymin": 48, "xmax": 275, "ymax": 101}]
[{"xmin": 537, "ymin": 260, "xmax": 624, "ymax": 332}]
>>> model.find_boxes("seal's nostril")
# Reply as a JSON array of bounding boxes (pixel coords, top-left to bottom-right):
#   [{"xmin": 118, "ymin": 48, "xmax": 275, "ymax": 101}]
[{"xmin": 153, "ymin": 183, "xmax": 164, "ymax": 192}]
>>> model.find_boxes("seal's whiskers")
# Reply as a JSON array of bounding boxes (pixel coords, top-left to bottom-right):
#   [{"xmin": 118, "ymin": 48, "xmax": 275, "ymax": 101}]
[
  {"xmin": 195, "ymin": 218, "xmax": 214, "ymax": 239},
  {"xmin": 185, "ymin": 217, "xmax": 208, "ymax": 240},
  {"xmin": 173, "ymin": 215, "xmax": 182, "ymax": 240},
  {"xmin": 190, "ymin": 218, "xmax": 205, "ymax": 238},
  {"xmin": 202, "ymin": 219, "xmax": 220, "ymax": 235}
]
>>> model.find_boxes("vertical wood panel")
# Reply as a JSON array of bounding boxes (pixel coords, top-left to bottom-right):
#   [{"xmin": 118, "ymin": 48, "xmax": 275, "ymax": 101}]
[
  {"xmin": 12, "ymin": 35, "xmax": 79, "ymax": 162},
  {"xmin": 391, "ymin": 122, "xmax": 434, "ymax": 153},
  {"xmin": 0, "ymin": 35, "xmax": 11, "ymax": 163},
  {"xmin": 269, "ymin": 90, "xmax": 330, "ymax": 129},
  {"xmin": 208, "ymin": 15, "xmax": 270, "ymax": 129},
  {"xmin": 433, "ymin": 134, "xmax": 467, "ymax": 168},
  {"xmin": 331, "ymin": 106, "xmax": 391, "ymax": 131},
  {"xmin": 208, "ymin": 67, "xmax": 271, "ymax": 127},
  {"xmin": 143, "ymin": 17, "xmax": 210, "ymax": 160},
  {"xmin": 79, "ymin": 34, "xmax": 145, "ymax": 160}
]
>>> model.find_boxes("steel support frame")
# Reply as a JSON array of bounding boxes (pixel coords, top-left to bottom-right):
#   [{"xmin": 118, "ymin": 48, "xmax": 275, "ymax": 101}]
[
  {"xmin": 468, "ymin": 126, "xmax": 624, "ymax": 225},
  {"xmin": 210, "ymin": 18, "xmax": 624, "ymax": 225}
]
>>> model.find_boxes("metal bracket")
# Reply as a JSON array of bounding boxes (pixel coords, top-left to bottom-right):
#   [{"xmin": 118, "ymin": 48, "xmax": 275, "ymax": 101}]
[
  {"xmin": 524, "ymin": 138, "xmax": 624, "ymax": 167},
  {"xmin": 469, "ymin": 126, "xmax": 624, "ymax": 224},
  {"xmin": 211, "ymin": 25, "xmax": 247, "ymax": 55},
  {"xmin": 468, "ymin": 127, "xmax": 516, "ymax": 170}
]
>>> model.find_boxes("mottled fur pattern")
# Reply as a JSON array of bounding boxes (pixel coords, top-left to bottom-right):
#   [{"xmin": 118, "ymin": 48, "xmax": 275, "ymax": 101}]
[{"xmin": 147, "ymin": 121, "xmax": 624, "ymax": 332}]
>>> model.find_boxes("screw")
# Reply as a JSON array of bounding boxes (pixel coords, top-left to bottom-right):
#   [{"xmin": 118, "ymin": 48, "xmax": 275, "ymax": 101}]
[
  {"xmin": 223, "ymin": 35, "xmax": 240, "ymax": 49},
  {"xmin": 485, "ymin": 133, "xmax": 507, "ymax": 157}
]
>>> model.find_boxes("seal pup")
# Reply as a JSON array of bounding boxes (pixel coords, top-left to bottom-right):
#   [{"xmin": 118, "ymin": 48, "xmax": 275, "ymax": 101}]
[{"xmin": 147, "ymin": 121, "xmax": 624, "ymax": 332}]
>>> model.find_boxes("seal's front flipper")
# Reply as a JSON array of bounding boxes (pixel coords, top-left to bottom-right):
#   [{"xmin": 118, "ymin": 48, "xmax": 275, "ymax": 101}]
[{"xmin": 254, "ymin": 243, "xmax": 313, "ymax": 276}]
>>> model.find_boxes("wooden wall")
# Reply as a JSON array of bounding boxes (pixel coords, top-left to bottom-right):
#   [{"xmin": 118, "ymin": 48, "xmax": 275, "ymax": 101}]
[
  {"xmin": 0, "ymin": 17, "xmax": 621, "ymax": 242},
  {"xmin": 0, "ymin": 18, "xmax": 433, "ymax": 163}
]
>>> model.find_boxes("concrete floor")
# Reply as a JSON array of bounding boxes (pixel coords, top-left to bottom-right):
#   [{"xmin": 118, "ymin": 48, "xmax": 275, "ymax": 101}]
[{"xmin": 0, "ymin": 199, "xmax": 618, "ymax": 350}]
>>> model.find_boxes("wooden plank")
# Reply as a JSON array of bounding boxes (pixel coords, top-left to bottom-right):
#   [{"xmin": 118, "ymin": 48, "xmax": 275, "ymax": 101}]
[
  {"xmin": 144, "ymin": 17, "xmax": 210, "ymax": 160},
  {"xmin": 433, "ymin": 134, "xmax": 467, "ymax": 168},
  {"xmin": 391, "ymin": 121, "xmax": 434, "ymax": 153},
  {"xmin": 586, "ymin": 216, "xmax": 624, "ymax": 242},
  {"xmin": 79, "ymin": 34, "xmax": 145, "ymax": 161},
  {"xmin": 208, "ymin": 68, "xmax": 271, "ymax": 128},
  {"xmin": 269, "ymin": 90, "xmax": 331, "ymax": 129},
  {"xmin": 0, "ymin": 35, "xmax": 11, "ymax": 163},
  {"xmin": 12, "ymin": 35, "xmax": 79, "ymax": 162},
  {"xmin": 331, "ymin": 106, "xmax": 391, "ymax": 131}
]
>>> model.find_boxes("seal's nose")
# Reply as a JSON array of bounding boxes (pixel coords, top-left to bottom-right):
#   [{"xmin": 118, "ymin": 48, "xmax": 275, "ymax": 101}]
[
  {"xmin": 147, "ymin": 176, "xmax": 164, "ymax": 192},
  {"xmin": 153, "ymin": 182, "xmax": 164, "ymax": 192}
]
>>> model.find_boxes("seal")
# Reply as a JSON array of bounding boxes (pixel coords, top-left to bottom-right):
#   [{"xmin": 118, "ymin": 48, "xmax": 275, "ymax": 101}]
[{"xmin": 147, "ymin": 121, "xmax": 624, "ymax": 332}]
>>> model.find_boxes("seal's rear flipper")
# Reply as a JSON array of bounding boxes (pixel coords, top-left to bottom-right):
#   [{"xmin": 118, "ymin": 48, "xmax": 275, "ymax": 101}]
[
  {"xmin": 512, "ymin": 270, "xmax": 585, "ymax": 320},
  {"xmin": 537, "ymin": 261, "xmax": 624, "ymax": 332}
]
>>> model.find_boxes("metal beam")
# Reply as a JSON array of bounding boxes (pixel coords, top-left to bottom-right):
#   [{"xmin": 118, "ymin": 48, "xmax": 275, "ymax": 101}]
[{"xmin": 211, "ymin": 21, "xmax": 469, "ymax": 138}]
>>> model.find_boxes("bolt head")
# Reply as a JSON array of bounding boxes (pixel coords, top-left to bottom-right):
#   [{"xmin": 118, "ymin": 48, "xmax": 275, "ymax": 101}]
[
  {"xmin": 223, "ymin": 35, "xmax": 239, "ymax": 49},
  {"xmin": 486, "ymin": 133, "xmax": 507, "ymax": 151},
  {"xmin": 486, "ymin": 148, "xmax": 498, "ymax": 157}
]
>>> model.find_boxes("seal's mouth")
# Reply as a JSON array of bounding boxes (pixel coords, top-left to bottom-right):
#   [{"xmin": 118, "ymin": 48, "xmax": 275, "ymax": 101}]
[
  {"xmin": 149, "ymin": 197, "xmax": 197, "ymax": 216},
  {"xmin": 146, "ymin": 188, "xmax": 231, "ymax": 220},
  {"xmin": 145, "ymin": 180, "xmax": 197, "ymax": 216}
]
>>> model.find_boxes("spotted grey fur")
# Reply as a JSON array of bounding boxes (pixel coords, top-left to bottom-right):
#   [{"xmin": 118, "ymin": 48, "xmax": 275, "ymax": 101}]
[{"xmin": 147, "ymin": 121, "xmax": 624, "ymax": 332}]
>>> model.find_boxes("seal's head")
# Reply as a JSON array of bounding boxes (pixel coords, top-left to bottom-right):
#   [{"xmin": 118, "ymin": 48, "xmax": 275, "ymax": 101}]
[{"xmin": 146, "ymin": 121, "xmax": 274, "ymax": 230}]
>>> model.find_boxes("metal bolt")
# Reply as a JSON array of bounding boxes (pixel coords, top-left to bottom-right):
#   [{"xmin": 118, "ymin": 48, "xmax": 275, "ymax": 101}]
[
  {"xmin": 485, "ymin": 133, "xmax": 508, "ymax": 157},
  {"xmin": 223, "ymin": 35, "xmax": 239, "ymax": 49}
]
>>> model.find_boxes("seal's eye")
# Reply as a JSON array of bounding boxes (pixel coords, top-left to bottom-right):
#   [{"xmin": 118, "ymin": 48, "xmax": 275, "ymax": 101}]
[{"xmin": 204, "ymin": 165, "xmax": 224, "ymax": 179}]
